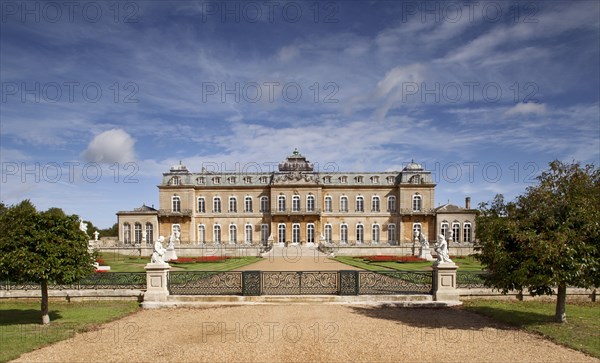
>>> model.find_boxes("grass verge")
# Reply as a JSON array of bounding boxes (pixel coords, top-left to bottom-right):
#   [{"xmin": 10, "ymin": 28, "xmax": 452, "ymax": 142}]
[
  {"xmin": 333, "ymin": 255, "xmax": 483, "ymax": 271},
  {"xmin": 462, "ymin": 299, "xmax": 600, "ymax": 359},
  {"xmin": 0, "ymin": 299, "xmax": 140, "ymax": 362},
  {"xmin": 98, "ymin": 252, "xmax": 262, "ymax": 272}
]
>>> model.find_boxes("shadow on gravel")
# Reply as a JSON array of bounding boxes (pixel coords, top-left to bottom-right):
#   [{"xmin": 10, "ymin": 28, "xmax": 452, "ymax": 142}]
[{"xmin": 348, "ymin": 306, "xmax": 523, "ymax": 331}]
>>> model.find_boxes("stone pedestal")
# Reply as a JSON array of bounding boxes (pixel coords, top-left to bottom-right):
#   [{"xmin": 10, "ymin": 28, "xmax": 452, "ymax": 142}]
[
  {"xmin": 432, "ymin": 262, "xmax": 459, "ymax": 301},
  {"xmin": 419, "ymin": 247, "xmax": 435, "ymax": 261},
  {"xmin": 164, "ymin": 247, "xmax": 178, "ymax": 261},
  {"xmin": 144, "ymin": 263, "xmax": 170, "ymax": 302}
]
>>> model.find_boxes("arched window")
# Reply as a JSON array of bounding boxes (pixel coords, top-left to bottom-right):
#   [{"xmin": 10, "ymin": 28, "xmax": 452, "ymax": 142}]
[
  {"xmin": 198, "ymin": 224, "xmax": 205, "ymax": 244},
  {"xmin": 340, "ymin": 196, "xmax": 348, "ymax": 212},
  {"xmin": 244, "ymin": 196, "xmax": 253, "ymax": 212},
  {"xmin": 372, "ymin": 224, "xmax": 380, "ymax": 243},
  {"xmin": 229, "ymin": 224, "xmax": 237, "ymax": 244},
  {"xmin": 172, "ymin": 196, "xmax": 180, "ymax": 212},
  {"xmin": 306, "ymin": 195, "xmax": 315, "ymax": 212},
  {"xmin": 324, "ymin": 196, "xmax": 332, "ymax": 212},
  {"xmin": 412, "ymin": 194, "xmax": 422, "ymax": 211},
  {"xmin": 340, "ymin": 224, "xmax": 348, "ymax": 244},
  {"xmin": 171, "ymin": 176, "xmax": 180, "ymax": 185},
  {"xmin": 278, "ymin": 223, "xmax": 286, "ymax": 243},
  {"xmin": 356, "ymin": 224, "xmax": 364, "ymax": 243},
  {"xmin": 356, "ymin": 196, "xmax": 364, "ymax": 212},
  {"xmin": 198, "ymin": 197, "xmax": 205, "ymax": 213},
  {"xmin": 324, "ymin": 224, "xmax": 332, "ymax": 243},
  {"xmin": 292, "ymin": 223, "xmax": 301, "ymax": 243},
  {"xmin": 278, "ymin": 195, "xmax": 286, "ymax": 212},
  {"xmin": 229, "ymin": 197, "xmax": 237, "ymax": 213},
  {"xmin": 260, "ymin": 196, "xmax": 269, "ymax": 212},
  {"xmin": 452, "ymin": 223, "xmax": 460, "ymax": 243},
  {"xmin": 463, "ymin": 223, "xmax": 472, "ymax": 243},
  {"xmin": 372, "ymin": 196, "xmax": 380, "ymax": 212},
  {"xmin": 245, "ymin": 224, "xmax": 253, "ymax": 244},
  {"xmin": 441, "ymin": 222, "xmax": 449, "ymax": 239},
  {"xmin": 413, "ymin": 223, "xmax": 422, "ymax": 239},
  {"xmin": 172, "ymin": 224, "xmax": 181, "ymax": 236},
  {"xmin": 292, "ymin": 195, "xmax": 300, "ymax": 212},
  {"xmin": 123, "ymin": 223, "xmax": 131, "ymax": 244},
  {"xmin": 134, "ymin": 223, "xmax": 142, "ymax": 243},
  {"xmin": 387, "ymin": 196, "xmax": 396, "ymax": 212},
  {"xmin": 261, "ymin": 224, "xmax": 269, "ymax": 244},
  {"xmin": 213, "ymin": 224, "xmax": 221, "ymax": 243},
  {"xmin": 387, "ymin": 224, "xmax": 396, "ymax": 244},
  {"xmin": 145, "ymin": 223, "xmax": 153, "ymax": 245},
  {"xmin": 213, "ymin": 197, "xmax": 221, "ymax": 213},
  {"xmin": 307, "ymin": 223, "xmax": 315, "ymax": 243}
]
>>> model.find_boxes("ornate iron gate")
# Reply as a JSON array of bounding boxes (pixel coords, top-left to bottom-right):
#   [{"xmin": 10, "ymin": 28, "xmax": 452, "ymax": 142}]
[{"xmin": 168, "ymin": 270, "xmax": 432, "ymax": 296}]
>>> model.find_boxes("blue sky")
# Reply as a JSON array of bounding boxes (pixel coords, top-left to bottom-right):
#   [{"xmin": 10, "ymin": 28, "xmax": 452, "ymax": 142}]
[{"xmin": 1, "ymin": 0, "xmax": 599, "ymax": 228}]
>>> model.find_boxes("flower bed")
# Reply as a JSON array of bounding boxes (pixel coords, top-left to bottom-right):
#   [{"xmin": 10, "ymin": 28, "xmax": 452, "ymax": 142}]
[
  {"xmin": 170, "ymin": 256, "xmax": 230, "ymax": 264},
  {"xmin": 361, "ymin": 255, "xmax": 427, "ymax": 263}
]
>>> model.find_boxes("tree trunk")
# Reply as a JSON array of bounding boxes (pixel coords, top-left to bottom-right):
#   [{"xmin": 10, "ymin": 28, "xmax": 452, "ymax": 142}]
[
  {"xmin": 554, "ymin": 283, "xmax": 567, "ymax": 323},
  {"xmin": 41, "ymin": 279, "xmax": 50, "ymax": 325}
]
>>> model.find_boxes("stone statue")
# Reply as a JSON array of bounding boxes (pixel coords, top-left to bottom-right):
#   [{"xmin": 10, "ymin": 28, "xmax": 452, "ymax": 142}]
[
  {"xmin": 79, "ymin": 220, "xmax": 88, "ymax": 234},
  {"xmin": 435, "ymin": 234, "xmax": 453, "ymax": 263},
  {"xmin": 167, "ymin": 234, "xmax": 176, "ymax": 249},
  {"xmin": 151, "ymin": 236, "xmax": 167, "ymax": 264},
  {"xmin": 419, "ymin": 232, "xmax": 429, "ymax": 249},
  {"xmin": 93, "ymin": 231, "xmax": 99, "ymax": 241}
]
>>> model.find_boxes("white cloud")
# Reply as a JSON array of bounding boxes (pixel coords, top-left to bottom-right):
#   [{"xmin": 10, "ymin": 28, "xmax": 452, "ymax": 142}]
[
  {"xmin": 277, "ymin": 46, "xmax": 300, "ymax": 63},
  {"xmin": 82, "ymin": 129, "xmax": 136, "ymax": 163},
  {"xmin": 504, "ymin": 103, "xmax": 547, "ymax": 116}
]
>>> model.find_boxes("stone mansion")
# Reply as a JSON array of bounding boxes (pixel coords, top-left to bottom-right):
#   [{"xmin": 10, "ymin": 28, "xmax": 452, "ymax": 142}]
[{"xmin": 117, "ymin": 150, "xmax": 476, "ymax": 246}]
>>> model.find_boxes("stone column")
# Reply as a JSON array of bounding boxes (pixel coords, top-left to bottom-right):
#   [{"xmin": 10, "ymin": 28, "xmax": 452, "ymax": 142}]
[
  {"xmin": 432, "ymin": 262, "xmax": 459, "ymax": 301},
  {"xmin": 144, "ymin": 263, "xmax": 170, "ymax": 303}
]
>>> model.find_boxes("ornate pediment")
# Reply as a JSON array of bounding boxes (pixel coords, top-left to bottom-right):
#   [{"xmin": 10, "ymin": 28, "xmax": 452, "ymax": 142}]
[{"xmin": 273, "ymin": 171, "xmax": 318, "ymax": 184}]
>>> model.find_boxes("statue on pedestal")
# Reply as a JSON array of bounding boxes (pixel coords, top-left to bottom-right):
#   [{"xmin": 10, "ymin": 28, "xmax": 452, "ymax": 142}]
[
  {"xmin": 93, "ymin": 231, "xmax": 99, "ymax": 241},
  {"xmin": 418, "ymin": 232, "xmax": 435, "ymax": 261},
  {"xmin": 151, "ymin": 236, "xmax": 167, "ymax": 264},
  {"xmin": 435, "ymin": 234, "xmax": 453, "ymax": 263}
]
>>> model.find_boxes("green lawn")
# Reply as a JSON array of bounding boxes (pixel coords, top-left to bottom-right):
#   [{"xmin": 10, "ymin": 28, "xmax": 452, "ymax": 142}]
[
  {"xmin": 0, "ymin": 300, "xmax": 140, "ymax": 363},
  {"xmin": 333, "ymin": 255, "xmax": 484, "ymax": 271},
  {"xmin": 98, "ymin": 252, "xmax": 262, "ymax": 272},
  {"xmin": 463, "ymin": 299, "xmax": 600, "ymax": 359}
]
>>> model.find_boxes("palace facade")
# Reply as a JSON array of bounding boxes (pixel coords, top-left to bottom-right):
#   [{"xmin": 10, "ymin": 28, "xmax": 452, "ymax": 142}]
[{"xmin": 117, "ymin": 150, "xmax": 476, "ymax": 246}]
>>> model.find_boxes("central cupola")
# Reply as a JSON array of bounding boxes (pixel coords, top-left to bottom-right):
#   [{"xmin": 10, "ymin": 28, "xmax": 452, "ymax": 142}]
[{"xmin": 278, "ymin": 148, "xmax": 314, "ymax": 172}]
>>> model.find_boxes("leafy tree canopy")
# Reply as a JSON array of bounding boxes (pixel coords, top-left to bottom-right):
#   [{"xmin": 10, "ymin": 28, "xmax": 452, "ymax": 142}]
[
  {"xmin": 476, "ymin": 161, "xmax": 599, "ymax": 322},
  {"xmin": 0, "ymin": 200, "xmax": 96, "ymax": 284}
]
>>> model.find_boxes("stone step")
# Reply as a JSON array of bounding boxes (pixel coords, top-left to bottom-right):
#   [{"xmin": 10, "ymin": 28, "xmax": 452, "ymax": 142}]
[{"xmin": 163, "ymin": 294, "xmax": 439, "ymax": 305}]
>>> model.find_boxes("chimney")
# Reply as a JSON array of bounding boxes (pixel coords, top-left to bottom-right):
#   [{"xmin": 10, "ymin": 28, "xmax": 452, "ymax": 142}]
[{"xmin": 465, "ymin": 197, "xmax": 471, "ymax": 209}]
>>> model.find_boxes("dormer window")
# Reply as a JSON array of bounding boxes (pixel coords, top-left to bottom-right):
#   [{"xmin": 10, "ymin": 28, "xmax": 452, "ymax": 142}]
[
  {"xmin": 243, "ymin": 176, "xmax": 252, "ymax": 184},
  {"xmin": 259, "ymin": 176, "xmax": 268, "ymax": 183},
  {"xmin": 355, "ymin": 176, "xmax": 363, "ymax": 183},
  {"xmin": 371, "ymin": 176, "xmax": 379, "ymax": 184},
  {"xmin": 170, "ymin": 177, "xmax": 180, "ymax": 186},
  {"xmin": 213, "ymin": 177, "xmax": 221, "ymax": 184},
  {"xmin": 339, "ymin": 176, "xmax": 347, "ymax": 184},
  {"xmin": 410, "ymin": 175, "xmax": 421, "ymax": 184},
  {"xmin": 227, "ymin": 177, "xmax": 236, "ymax": 184},
  {"xmin": 196, "ymin": 177, "xmax": 205, "ymax": 185},
  {"xmin": 323, "ymin": 176, "xmax": 331, "ymax": 183},
  {"xmin": 387, "ymin": 176, "xmax": 395, "ymax": 184}
]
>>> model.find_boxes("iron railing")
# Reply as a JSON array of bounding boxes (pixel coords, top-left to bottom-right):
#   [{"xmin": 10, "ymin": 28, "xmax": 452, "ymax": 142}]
[
  {"xmin": 167, "ymin": 270, "xmax": 433, "ymax": 296},
  {"xmin": 0, "ymin": 272, "xmax": 147, "ymax": 291},
  {"xmin": 456, "ymin": 271, "xmax": 487, "ymax": 289}
]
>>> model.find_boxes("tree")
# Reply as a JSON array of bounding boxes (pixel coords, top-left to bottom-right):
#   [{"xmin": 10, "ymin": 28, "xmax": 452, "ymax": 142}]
[
  {"xmin": 99, "ymin": 222, "xmax": 118, "ymax": 237},
  {"xmin": 476, "ymin": 161, "xmax": 600, "ymax": 323},
  {"xmin": 0, "ymin": 200, "xmax": 97, "ymax": 324}
]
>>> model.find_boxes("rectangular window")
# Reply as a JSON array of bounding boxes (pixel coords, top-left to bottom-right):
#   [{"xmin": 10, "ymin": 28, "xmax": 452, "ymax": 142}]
[
  {"xmin": 213, "ymin": 197, "xmax": 221, "ymax": 213},
  {"xmin": 324, "ymin": 196, "xmax": 332, "ymax": 212},
  {"xmin": 260, "ymin": 196, "xmax": 269, "ymax": 212},
  {"xmin": 261, "ymin": 224, "xmax": 269, "ymax": 244}
]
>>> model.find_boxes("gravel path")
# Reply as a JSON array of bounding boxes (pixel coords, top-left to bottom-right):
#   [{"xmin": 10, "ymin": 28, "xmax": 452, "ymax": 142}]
[{"xmin": 13, "ymin": 305, "xmax": 598, "ymax": 363}]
